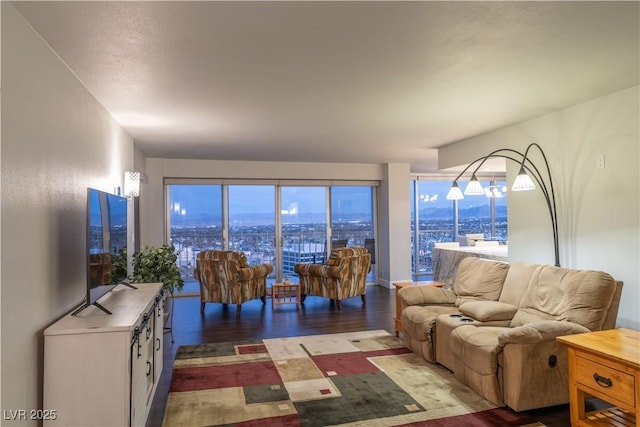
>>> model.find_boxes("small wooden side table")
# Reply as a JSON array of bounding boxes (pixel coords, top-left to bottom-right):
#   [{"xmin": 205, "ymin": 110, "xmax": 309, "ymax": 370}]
[
  {"xmin": 271, "ymin": 282, "xmax": 301, "ymax": 309},
  {"xmin": 393, "ymin": 281, "xmax": 445, "ymax": 337},
  {"xmin": 557, "ymin": 328, "xmax": 640, "ymax": 427}
]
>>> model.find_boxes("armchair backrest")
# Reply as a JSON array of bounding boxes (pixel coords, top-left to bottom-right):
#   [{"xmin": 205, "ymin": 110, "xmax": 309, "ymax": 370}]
[
  {"xmin": 327, "ymin": 247, "xmax": 366, "ymax": 266},
  {"xmin": 195, "ymin": 250, "xmax": 272, "ymax": 305},
  {"xmin": 194, "ymin": 250, "xmax": 243, "ymax": 286},
  {"xmin": 197, "ymin": 249, "xmax": 248, "ymax": 266},
  {"xmin": 325, "ymin": 246, "xmax": 371, "ymax": 294}
]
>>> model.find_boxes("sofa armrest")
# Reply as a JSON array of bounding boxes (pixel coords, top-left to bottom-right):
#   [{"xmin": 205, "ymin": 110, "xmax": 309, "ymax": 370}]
[
  {"xmin": 398, "ymin": 286, "xmax": 456, "ymax": 306},
  {"xmin": 294, "ymin": 263, "xmax": 343, "ymax": 279},
  {"xmin": 498, "ymin": 321, "xmax": 590, "ymax": 346},
  {"xmin": 237, "ymin": 264, "xmax": 274, "ymax": 281},
  {"xmin": 459, "ymin": 301, "xmax": 519, "ymax": 322}
]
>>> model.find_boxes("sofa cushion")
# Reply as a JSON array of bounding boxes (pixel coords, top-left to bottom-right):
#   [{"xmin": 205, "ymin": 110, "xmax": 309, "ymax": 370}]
[
  {"xmin": 401, "ymin": 305, "xmax": 460, "ymax": 342},
  {"xmin": 511, "ymin": 266, "xmax": 616, "ymax": 331},
  {"xmin": 450, "ymin": 325, "xmax": 505, "ymax": 375},
  {"xmin": 459, "ymin": 301, "xmax": 519, "ymax": 322},
  {"xmin": 499, "ymin": 263, "xmax": 540, "ymax": 306},
  {"xmin": 453, "ymin": 258, "xmax": 510, "ymax": 306},
  {"xmin": 497, "ymin": 321, "xmax": 590, "ymax": 345},
  {"xmin": 398, "ymin": 285, "xmax": 457, "ymax": 306}
]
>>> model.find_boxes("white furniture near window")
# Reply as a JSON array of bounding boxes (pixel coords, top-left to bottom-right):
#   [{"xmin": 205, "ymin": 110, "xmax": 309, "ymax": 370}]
[
  {"xmin": 458, "ymin": 233, "xmax": 486, "ymax": 246},
  {"xmin": 474, "ymin": 240, "xmax": 500, "ymax": 247},
  {"xmin": 43, "ymin": 283, "xmax": 164, "ymax": 427}
]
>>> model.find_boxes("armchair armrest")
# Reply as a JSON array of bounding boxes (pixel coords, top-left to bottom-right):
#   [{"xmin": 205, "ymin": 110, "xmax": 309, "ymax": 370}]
[
  {"xmin": 237, "ymin": 264, "xmax": 274, "ymax": 281},
  {"xmin": 398, "ymin": 286, "xmax": 456, "ymax": 307},
  {"xmin": 498, "ymin": 321, "xmax": 590, "ymax": 346},
  {"xmin": 294, "ymin": 264, "xmax": 343, "ymax": 279}
]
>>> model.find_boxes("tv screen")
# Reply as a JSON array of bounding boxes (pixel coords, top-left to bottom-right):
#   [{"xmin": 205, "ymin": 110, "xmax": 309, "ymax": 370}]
[{"xmin": 74, "ymin": 188, "xmax": 128, "ymax": 315}]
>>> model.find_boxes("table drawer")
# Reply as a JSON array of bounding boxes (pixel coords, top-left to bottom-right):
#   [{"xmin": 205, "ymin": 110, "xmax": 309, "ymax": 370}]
[{"xmin": 576, "ymin": 355, "xmax": 636, "ymax": 408}]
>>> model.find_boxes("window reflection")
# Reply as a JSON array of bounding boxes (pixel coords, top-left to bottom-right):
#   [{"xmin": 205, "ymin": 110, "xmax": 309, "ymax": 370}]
[{"xmin": 411, "ymin": 179, "xmax": 507, "ymax": 280}]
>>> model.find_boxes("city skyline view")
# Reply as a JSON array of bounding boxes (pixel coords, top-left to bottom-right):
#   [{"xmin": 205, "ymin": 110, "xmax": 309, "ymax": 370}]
[
  {"xmin": 169, "ymin": 182, "xmax": 506, "ymax": 225},
  {"xmin": 166, "ymin": 181, "xmax": 507, "ymax": 290}
]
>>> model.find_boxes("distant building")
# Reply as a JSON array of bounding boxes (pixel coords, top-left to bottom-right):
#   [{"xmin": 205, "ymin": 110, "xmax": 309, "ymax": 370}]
[{"xmin": 282, "ymin": 243, "xmax": 325, "ymax": 274}]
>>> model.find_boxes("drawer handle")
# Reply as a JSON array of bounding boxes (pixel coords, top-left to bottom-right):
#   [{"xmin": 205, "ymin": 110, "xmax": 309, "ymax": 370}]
[{"xmin": 593, "ymin": 373, "xmax": 613, "ymax": 388}]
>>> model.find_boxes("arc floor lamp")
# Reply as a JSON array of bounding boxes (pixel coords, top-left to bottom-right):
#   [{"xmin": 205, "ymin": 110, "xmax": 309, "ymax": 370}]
[{"xmin": 446, "ymin": 142, "xmax": 560, "ymax": 267}]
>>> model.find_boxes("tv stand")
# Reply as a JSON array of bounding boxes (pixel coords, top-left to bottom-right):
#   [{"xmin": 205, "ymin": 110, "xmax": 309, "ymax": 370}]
[
  {"xmin": 44, "ymin": 283, "xmax": 164, "ymax": 427},
  {"xmin": 92, "ymin": 301, "xmax": 113, "ymax": 314},
  {"xmin": 120, "ymin": 279, "xmax": 138, "ymax": 289},
  {"xmin": 71, "ymin": 300, "xmax": 113, "ymax": 316}
]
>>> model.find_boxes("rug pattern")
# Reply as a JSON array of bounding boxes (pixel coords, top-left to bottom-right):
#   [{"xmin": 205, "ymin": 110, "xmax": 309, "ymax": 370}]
[{"xmin": 163, "ymin": 330, "xmax": 544, "ymax": 426}]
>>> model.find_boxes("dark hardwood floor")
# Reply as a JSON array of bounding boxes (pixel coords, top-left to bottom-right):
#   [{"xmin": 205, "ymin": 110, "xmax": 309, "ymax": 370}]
[{"xmin": 146, "ymin": 285, "xmax": 571, "ymax": 427}]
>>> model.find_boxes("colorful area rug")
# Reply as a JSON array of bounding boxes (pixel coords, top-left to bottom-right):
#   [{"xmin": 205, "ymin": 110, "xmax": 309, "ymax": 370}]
[{"xmin": 163, "ymin": 330, "xmax": 545, "ymax": 426}]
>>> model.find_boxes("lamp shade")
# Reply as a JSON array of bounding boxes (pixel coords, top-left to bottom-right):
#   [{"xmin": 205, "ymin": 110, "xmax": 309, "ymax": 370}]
[
  {"xmin": 124, "ymin": 171, "xmax": 140, "ymax": 198},
  {"xmin": 463, "ymin": 175, "xmax": 485, "ymax": 196},
  {"xmin": 446, "ymin": 182, "xmax": 464, "ymax": 200},
  {"xmin": 511, "ymin": 167, "xmax": 535, "ymax": 192}
]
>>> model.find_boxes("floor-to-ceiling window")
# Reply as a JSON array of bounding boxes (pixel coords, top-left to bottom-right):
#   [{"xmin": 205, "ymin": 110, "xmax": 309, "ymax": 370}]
[
  {"xmin": 411, "ymin": 180, "xmax": 455, "ymax": 279},
  {"xmin": 168, "ymin": 184, "xmax": 223, "ymax": 292},
  {"xmin": 331, "ymin": 186, "xmax": 376, "ymax": 281},
  {"xmin": 167, "ymin": 181, "xmax": 377, "ymax": 294},
  {"xmin": 280, "ymin": 186, "xmax": 328, "ymax": 277},
  {"xmin": 411, "ymin": 177, "xmax": 507, "ymax": 280},
  {"xmin": 457, "ymin": 180, "xmax": 508, "ymax": 241},
  {"xmin": 228, "ymin": 184, "xmax": 276, "ymax": 270}
]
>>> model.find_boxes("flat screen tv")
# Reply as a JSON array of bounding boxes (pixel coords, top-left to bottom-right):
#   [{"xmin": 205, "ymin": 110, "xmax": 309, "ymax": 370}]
[{"xmin": 73, "ymin": 188, "xmax": 130, "ymax": 315}]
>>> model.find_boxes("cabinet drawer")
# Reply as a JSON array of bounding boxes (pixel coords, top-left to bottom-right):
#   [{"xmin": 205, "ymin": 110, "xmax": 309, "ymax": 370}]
[{"xmin": 575, "ymin": 355, "xmax": 636, "ymax": 408}]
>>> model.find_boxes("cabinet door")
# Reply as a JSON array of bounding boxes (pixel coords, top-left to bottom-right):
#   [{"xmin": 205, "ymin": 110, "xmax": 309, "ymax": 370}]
[
  {"xmin": 154, "ymin": 296, "xmax": 164, "ymax": 381},
  {"xmin": 145, "ymin": 314, "xmax": 155, "ymax": 398},
  {"xmin": 131, "ymin": 315, "xmax": 152, "ymax": 427}
]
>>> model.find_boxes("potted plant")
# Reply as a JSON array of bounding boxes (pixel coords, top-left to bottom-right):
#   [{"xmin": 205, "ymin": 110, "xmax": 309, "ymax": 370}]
[
  {"xmin": 129, "ymin": 245, "xmax": 184, "ymax": 294},
  {"xmin": 129, "ymin": 245, "xmax": 184, "ymax": 337}
]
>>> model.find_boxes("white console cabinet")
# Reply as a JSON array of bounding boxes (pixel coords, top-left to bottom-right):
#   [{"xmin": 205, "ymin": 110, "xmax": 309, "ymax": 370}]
[{"xmin": 43, "ymin": 283, "xmax": 165, "ymax": 427}]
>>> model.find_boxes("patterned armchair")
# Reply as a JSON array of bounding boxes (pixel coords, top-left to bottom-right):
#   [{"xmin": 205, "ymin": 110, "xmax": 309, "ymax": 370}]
[
  {"xmin": 194, "ymin": 250, "xmax": 273, "ymax": 316},
  {"xmin": 294, "ymin": 246, "xmax": 371, "ymax": 311}
]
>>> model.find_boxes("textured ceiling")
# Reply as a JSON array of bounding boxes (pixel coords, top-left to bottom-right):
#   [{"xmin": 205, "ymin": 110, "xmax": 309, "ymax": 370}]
[{"xmin": 12, "ymin": 1, "xmax": 640, "ymax": 172}]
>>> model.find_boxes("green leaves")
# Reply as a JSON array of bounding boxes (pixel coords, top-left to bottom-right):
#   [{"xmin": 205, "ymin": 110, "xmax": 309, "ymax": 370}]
[{"xmin": 130, "ymin": 245, "xmax": 185, "ymax": 293}]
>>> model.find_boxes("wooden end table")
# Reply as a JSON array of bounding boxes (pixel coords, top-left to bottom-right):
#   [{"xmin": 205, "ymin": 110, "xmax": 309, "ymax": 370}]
[
  {"xmin": 557, "ymin": 328, "xmax": 639, "ymax": 427},
  {"xmin": 393, "ymin": 281, "xmax": 445, "ymax": 337},
  {"xmin": 271, "ymin": 282, "xmax": 301, "ymax": 309}
]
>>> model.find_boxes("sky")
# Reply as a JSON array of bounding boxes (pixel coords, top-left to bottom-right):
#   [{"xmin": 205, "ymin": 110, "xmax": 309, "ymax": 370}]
[
  {"xmin": 167, "ymin": 181, "xmax": 506, "ymax": 223},
  {"xmin": 169, "ymin": 185, "xmax": 373, "ymax": 216}
]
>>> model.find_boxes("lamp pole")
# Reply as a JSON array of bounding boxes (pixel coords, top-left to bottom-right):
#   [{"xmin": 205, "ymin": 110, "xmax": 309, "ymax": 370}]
[{"xmin": 447, "ymin": 143, "xmax": 560, "ymax": 267}]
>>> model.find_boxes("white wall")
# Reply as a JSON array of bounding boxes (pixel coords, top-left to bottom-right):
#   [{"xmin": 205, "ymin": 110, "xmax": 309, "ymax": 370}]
[
  {"xmin": 377, "ymin": 163, "xmax": 413, "ymax": 288},
  {"xmin": 1, "ymin": 3, "xmax": 134, "ymax": 420},
  {"xmin": 439, "ymin": 86, "xmax": 640, "ymax": 329}
]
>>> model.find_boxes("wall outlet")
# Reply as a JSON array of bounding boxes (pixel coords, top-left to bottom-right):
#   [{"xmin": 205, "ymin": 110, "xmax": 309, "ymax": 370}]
[{"xmin": 596, "ymin": 154, "xmax": 605, "ymax": 169}]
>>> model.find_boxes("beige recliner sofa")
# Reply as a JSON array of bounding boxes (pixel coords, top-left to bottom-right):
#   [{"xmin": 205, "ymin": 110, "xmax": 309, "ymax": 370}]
[
  {"xmin": 398, "ymin": 258, "xmax": 623, "ymax": 412},
  {"xmin": 400, "ymin": 257, "xmax": 511, "ymax": 363}
]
